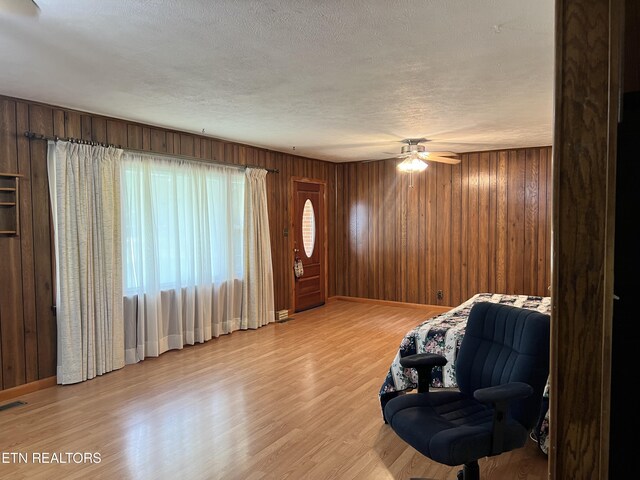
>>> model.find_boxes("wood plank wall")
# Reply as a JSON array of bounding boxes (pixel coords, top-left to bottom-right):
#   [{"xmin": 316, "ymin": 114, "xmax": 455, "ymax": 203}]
[
  {"xmin": 0, "ymin": 95, "xmax": 337, "ymax": 391},
  {"xmin": 334, "ymin": 147, "xmax": 552, "ymax": 307}
]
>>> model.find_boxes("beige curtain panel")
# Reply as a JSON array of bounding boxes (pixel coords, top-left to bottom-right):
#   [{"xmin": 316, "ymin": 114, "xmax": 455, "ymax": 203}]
[
  {"xmin": 242, "ymin": 168, "xmax": 275, "ymax": 329},
  {"xmin": 47, "ymin": 140, "xmax": 125, "ymax": 384}
]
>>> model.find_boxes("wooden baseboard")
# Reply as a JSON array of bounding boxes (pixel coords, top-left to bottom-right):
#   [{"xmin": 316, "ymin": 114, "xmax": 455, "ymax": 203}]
[
  {"xmin": 0, "ymin": 376, "xmax": 57, "ymax": 403},
  {"xmin": 328, "ymin": 295, "xmax": 452, "ymax": 312}
]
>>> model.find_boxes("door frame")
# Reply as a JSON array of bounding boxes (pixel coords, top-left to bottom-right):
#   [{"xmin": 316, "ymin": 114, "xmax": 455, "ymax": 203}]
[
  {"xmin": 289, "ymin": 176, "xmax": 328, "ymax": 314},
  {"xmin": 550, "ymin": 0, "xmax": 622, "ymax": 477}
]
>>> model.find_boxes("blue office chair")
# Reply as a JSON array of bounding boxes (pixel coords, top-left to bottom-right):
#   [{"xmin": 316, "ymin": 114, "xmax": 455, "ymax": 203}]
[{"xmin": 384, "ymin": 302, "xmax": 550, "ymax": 480}]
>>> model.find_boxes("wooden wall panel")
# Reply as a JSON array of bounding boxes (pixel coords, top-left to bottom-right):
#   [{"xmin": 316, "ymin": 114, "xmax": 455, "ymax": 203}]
[
  {"xmin": 477, "ymin": 152, "xmax": 490, "ymax": 293},
  {"xmin": 406, "ymin": 170, "xmax": 419, "ymax": 302},
  {"xmin": 335, "ymin": 146, "xmax": 552, "ymax": 307},
  {"xmin": 487, "ymin": 152, "xmax": 498, "ymax": 294},
  {"xmin": 417, "ymin": 164, "xmax": 428, "ymax": 304},
  {"xmin": 53, "ymin": 110, "xmax": 65, "ymax": 138},
  {"xmin": 91, "ymin": 117, "xmax": 106, "ymax": 144},
  {"xmin": 507, "ymin": 150, "xmax": 526, "ymax": 295},
  {"xmin": 17, "ymin": 102, "xmax": 38, "ymax": 384},
  {"xmin": 398, "ymin": 172, "xmax": 408, "ymax": 301},
  {"xmin": 333, "ymin": 163, "xmax": 345, "ymax": 297},
  {"xmin": 127, "ymin": 124, "xmax": 142, "ymax": 149},
  {"xmin": 449, "ymin": 159, "xmax": 462, "ymax": 305},
  {"xmin": 165, "ymin": 132, "xmax": 174, "ymax": 154},
  {"xmin": 65, "ymin": 111, "xmax": 82, "ymax": 139},
  {"xmin": 466, "ymin": 154, "xmax": 479, "ymax": 299},
  {"xmin": 326, "ymin": 160, "xmax": 337, "ymax": 298},
  {"xmin": 0, "ymin": 94, "xmax": 336, "ymax": 391},
  {"xmin": 368, "ymin": 162, "xmax": 380, "ymax": 299},
  {"xmin": 346, "ymin": 163, "xmax": 357, "ymax": 296},
  {"xmin": 79, "ymin": 115, "xmax": 90, "ymax": 141},
  {"xmin": 426, "ymin": 162, "xmax": 438, "ymax": 305},
  {"xmin": 495, "ymin": 151, "xmax": 509, "ymax": 294},
  {"xmin": 436, "ymin": 163, "xmax": 452, "ymax": 306},
  {"xmin": 382, "ymin": 163, "xmax": 400, "ymax": 300},
  {"xmin": 524, "ymin": 149, "xmax": 540, "ymax": 295},
  {"xmin": 142, "ymin": 127, "xmax": 151, "ymax": 151},
  {"xmin": 0, "ymin": 99, "xmax": 25, "ymax": 389},
  {"xmin": 150, "ymin": 129, "xmax": 167, "ymax": 152},
  {"xmin": 27, "ymin": 104, "xmax": 56, "ymax": 380},
  {"xmin": 200, "ymin": 137, "xmax": 211, "ymax": 159},
  {"xmin": 356, "ymin": 163, "xmax": 369, "ymax": 298},
  {"xmin": 180, "ymin": 134, "xmax": 194, "ymax": 156}
]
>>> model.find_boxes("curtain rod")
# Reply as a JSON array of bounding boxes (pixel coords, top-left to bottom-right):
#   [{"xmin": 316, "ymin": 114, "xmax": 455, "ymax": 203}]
[{"xmin": 23, "ymin": 131, "xmax": 279, "ymax": 174}]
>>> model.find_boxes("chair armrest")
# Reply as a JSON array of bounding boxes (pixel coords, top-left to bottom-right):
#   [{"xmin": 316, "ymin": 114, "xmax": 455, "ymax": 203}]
[
  {"xmin": 473, "ymin": 382, "xmax": 533, "ymax": 404},
  {"xmin": 399, "ymin": 353, "xmax": 448, "ymax": 369},
  {"xmin": 473, "ymin": 382, "xmax": 533, "ymax": 456},
  {"xmin": 399, "ymin": 353, "xmax": 448, "ymax": 393}
]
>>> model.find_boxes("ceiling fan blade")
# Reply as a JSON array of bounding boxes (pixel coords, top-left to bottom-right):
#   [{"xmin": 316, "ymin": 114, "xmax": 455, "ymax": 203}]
[
  {"xmin": 427, "ymin": 155, "xmax": 461, "ymax": 165},
  {"xmin": 428, "ymin": 151, "xmax": 458, "ymax": 157}
]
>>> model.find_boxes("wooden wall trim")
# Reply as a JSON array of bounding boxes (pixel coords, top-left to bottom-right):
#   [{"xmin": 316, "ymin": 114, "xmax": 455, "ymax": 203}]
[
  {"xmin": 329, "ymin": 295, "xmax": 452, "ymax": 313},
  {"xmin": 0, "ymin": 376, "xmax": 56, "ymax": 403},
  {"xmin": 550, "ymin": 0, "xmax": 621, "ymax": 478}
]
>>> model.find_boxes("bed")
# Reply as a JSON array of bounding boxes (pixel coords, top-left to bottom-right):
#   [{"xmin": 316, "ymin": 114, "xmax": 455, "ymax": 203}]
[{"xmin": 378, "ymin": 292, "xmax": 551, "ymax": 453}]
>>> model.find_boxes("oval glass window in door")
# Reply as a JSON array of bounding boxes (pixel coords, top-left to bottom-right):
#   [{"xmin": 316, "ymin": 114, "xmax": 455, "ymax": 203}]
[{"xmin": 302, "ymin": 199, "xmax": 316, "ymax": 257}]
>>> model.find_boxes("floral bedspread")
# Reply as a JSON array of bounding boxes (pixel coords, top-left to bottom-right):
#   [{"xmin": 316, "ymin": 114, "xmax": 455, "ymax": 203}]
[{"xmin": 379, "ymin": 292, "xmax": 552, "ymax": 453}]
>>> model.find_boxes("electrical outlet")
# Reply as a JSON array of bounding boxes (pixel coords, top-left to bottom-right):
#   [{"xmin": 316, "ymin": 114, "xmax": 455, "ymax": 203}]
[{"xmin": 437, "ymin": 290, "xmax": 444, "ymax": 300}]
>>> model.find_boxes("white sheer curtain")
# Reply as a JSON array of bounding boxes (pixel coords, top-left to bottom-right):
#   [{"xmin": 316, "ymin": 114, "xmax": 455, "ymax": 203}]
[
  {"xmin": 120, "ymin": 153, "xmax": 245, "ymax": 363},
  {"xmin": 47, "ymin": 140, "xmax": 125, "ymax": 384},
  {"xmin": 242, "ymin": 168, "xmax": 275, "ymax": 329}
]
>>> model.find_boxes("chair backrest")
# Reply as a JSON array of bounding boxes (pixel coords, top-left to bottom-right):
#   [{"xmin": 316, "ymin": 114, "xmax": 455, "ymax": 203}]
[{"xmin": 455, "ymin": 302, "xmax": 550, "ymax": 429}]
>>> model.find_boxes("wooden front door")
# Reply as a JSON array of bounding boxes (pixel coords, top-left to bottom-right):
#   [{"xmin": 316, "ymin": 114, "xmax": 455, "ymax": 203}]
[{"xmin": 292, "ymin": 179, "xmax": 325, "ymax": 312}]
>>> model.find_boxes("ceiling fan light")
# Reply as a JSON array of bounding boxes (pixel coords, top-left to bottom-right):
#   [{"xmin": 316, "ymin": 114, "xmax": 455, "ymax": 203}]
[{"xmin": 397, "ymin": 157, "xmax": 428, "ymax": 172}]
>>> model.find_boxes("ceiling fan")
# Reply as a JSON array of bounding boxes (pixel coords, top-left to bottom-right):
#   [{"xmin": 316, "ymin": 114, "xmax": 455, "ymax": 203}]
[
  {"xmin": 395, "ymin": 138, "xmax": 460, "ymax": 173},
  {"xmin": 0, "ymin": 0, "xmax": 40, "ymax": 16},
  {"xmin": 385, "ymin": 138, "xmax": 461, "ymax": 188}
]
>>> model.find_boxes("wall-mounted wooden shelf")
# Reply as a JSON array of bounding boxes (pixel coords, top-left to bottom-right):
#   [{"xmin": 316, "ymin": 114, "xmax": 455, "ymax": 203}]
[{"xmin": 0, "ymin": 173, "xmax": 22, "ymax": 236}]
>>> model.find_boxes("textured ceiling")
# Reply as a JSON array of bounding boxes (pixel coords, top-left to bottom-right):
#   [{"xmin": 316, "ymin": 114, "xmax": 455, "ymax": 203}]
[{"xmin": 0, "ymin": 0, "xmax": 554, "ymax": 162}]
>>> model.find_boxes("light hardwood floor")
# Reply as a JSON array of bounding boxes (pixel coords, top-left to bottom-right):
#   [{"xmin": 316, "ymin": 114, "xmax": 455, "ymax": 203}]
[{"xmin": 0, "ymin": 300, "xmax": 548, "ymax": 480}]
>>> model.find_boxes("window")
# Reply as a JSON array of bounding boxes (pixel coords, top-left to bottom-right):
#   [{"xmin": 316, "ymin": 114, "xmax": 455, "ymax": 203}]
[{"xmin": 121, "ymin": 155, "xmax": 244, "ymax": 295}]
